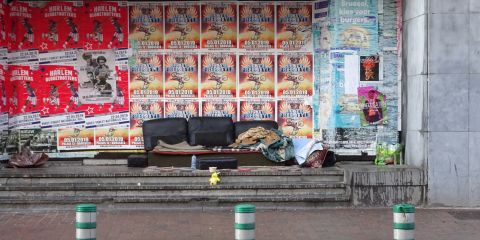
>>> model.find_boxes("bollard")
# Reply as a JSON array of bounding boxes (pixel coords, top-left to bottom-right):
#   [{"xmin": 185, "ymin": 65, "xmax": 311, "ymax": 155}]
[
  {"xmin": 393, "ymin": 204, "xmax": 415, "ymax": 240},
  {"xmin": 235, "ymin": 204, "xmax": 256, "ymax": 240},
  {"xmin": 76, "ymin": 204, "xmax": 97, "ymax": 240}
]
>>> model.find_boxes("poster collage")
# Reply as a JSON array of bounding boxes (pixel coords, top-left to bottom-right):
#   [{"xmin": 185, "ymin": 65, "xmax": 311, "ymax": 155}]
[
  {"xmin": 0, "ymin": 0, "xmax": 401, "ymax": 154},
  {"xmin": 313, "ymin": 0, "xmax": 401, "ymax": 150}
]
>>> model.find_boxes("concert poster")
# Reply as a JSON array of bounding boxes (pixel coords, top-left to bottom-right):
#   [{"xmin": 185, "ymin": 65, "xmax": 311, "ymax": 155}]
[
  {"xmin": 201, "ymin": 3, "xmax": 237, "ymax": 49},
  {"xmin": 277, "ymin": 98, "xmax": 313, "ymax": 138},
  {"xmin": 277, "ymin": 53, "xmax": 313, "ymax": 98},
  {"xmin": 201, "ymin": 53, "xmax": 236, "ymax": 98},
  {"xmin": 128, "ymin": 2, "xmax": 163, "ymax": 50},
  {"xmin": 239, "ymin": 53, "xmax": 274, "ymax": 98},
  {"xmin": 238, "ymin": 3, "xmax": 274, "ymax": 51},
  {"xmin": 239, "ymin": 100, "xmax": 275, "ymax": 121},
  {"xmin": 165, "ymin": 3, "xmax": 200, "ymax": 49},
  {"xmin": 164, "ymin": 53, "xmax": 198, "ymax": 98},
  {"xmin": 129, "ymin": 52, "xmax": 163, "ymax": 99}
]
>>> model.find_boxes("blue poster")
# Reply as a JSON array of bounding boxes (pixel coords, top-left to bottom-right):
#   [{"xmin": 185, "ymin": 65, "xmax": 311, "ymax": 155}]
[{"xmin": 330, "ymin": 0, "xmax": 378, "ymax": 55}]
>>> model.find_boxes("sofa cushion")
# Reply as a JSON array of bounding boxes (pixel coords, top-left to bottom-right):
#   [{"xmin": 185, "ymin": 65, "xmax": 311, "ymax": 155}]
[
  {"xmin": 188, "ymin": 117, "xmax": 234, "ymax": 146},
  {"xmin": 234, "ymin": 121, "xmax": 278, "ymax": 139},
  {"xmin": 142, "ymin": 118, "xmax": 188, "ymax": 151}
]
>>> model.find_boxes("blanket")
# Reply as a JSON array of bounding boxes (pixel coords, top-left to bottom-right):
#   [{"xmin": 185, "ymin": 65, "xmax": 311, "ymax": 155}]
[
  {"xmin": 153, "ymin": 140, "xmax": 210, "ymax": 152},
  {"xmin": 230, "ymin": 127, "xmax": 295, "ymax": 163},
  {"xmin": 152, "ymin": 140, "xmax": 259, "ymax": 154}
]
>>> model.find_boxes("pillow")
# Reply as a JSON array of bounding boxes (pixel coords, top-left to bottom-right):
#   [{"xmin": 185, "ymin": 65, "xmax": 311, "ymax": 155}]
[
  {"xmin": 193, "ymin": 131, "xmax": 231, "ymax": 147},
  {"xmin": 188, "ymin": 117, "xmax": 234, "ymax": 146},
  {"xmin": 302, "ymin": 146, "xmax": 329, "ymax": 168}
]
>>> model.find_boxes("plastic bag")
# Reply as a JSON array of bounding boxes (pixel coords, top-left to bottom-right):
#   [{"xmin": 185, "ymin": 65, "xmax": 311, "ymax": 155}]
[
  {"xmin": 375, "ymin": 143, "xmax": 402, "ymax": 165},
  {"xmin": 8, "ymin": 146, "xmax": 49, "ymax": 168}
]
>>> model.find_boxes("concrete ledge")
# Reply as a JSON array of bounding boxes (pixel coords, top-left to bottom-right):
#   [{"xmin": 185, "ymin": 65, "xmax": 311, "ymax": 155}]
[
  {"xmin": 83, "ymin": 159, "xmax": 128, "ymax": 166},
  {"xmin": 339, "ymin": 162, "xmax": 426, "ymax": 207}
]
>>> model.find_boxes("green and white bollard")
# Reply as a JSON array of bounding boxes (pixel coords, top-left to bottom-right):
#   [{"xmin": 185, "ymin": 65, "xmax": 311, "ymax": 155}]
[
  {"xmin": 76, "ymin": 204, "xmax": 97, "ymax": 240},
  {"xmin": 235, "ymin": 204, "xmax": 256, "ymax": 240},
  {"xmin": 393, "ymin": 204, "xmax": 415, "ymax": 240}
]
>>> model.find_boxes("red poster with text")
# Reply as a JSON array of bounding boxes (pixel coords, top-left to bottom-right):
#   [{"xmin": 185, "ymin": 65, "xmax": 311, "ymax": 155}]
[
  {"xmin": 0, "ymin": 2, "xmax": 8, "ymax": 48},
  {"xmin": 38, "ymin": 65, "xmax": 84, "ymax": 115},
  {"xmin": 7, "ymin": 1, "xmax": 39, "ymax": 51},
  {"xmin": 109, "ymin": 69, "xmax": 129, "ymax": 113},
  {"xmin": 8, "ymin": 65, "xmax": 40, "ymax": 115},
  {"xmin": 84, "ymin": 1, "xmax": 128, "ymax": 50},
  {"xmin": 38, "ymin": 1, "xmax": 84, "ymax": 52},
  {"xmin": 0, "ymin": 65, "xmax": 7, "ymax": 113}
]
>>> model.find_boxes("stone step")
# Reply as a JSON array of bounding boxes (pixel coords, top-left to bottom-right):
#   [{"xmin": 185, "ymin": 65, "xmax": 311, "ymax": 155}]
[
  {"xmin": 0, "ymin": 167, "xmax": 345, "ymax": 184},
  {"xmin": 0, "ymin": 182, "xmax": 348, "ymax": 198},
  {"xmin": 0, "ymin": 182, "xmax": 346, "ymax": 189},
  {"xmin": 0, "ymin": 165, "xmax": 349, "ymax": 207},
  {"xmin": 0, "ymin": 193, "xmax": 350, "ymax": 206},
  {"xmin": 0, "ymin": 174, "xmax": 344, "ymax": 185},
  {"xmin": 0, "ymin": 167, "xmax": 345, "ymax": 177}
]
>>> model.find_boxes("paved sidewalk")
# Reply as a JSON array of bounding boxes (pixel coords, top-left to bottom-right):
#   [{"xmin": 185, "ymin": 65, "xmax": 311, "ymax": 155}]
[{"xmin": 0, "ymin": 208, "xmax": 479, "ymax": 240}]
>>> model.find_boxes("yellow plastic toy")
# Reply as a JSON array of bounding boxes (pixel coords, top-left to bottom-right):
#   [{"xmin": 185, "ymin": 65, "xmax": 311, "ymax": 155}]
[{"xmin": 209, "ymin": 172, "xmax": 221, "ymax": 185}]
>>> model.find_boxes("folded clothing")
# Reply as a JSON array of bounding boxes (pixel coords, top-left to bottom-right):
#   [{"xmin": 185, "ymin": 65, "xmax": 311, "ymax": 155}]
[
  {"xmin": 231, "ymin": 126, "xmax": 280, "ymax": 146},
  {"xmin": 230, "ymin": 127, "xmax": 294, "ymax": 163}
]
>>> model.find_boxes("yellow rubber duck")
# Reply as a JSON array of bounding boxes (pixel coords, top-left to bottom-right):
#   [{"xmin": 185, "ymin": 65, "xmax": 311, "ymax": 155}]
[{"xmin": 209, "ymin": 172, "xmax": 221, "ymax": 185}]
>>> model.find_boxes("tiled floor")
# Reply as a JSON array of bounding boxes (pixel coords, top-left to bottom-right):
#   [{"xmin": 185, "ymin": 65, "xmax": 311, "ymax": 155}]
[{"xmin": 0, "ymin": 208, "xmax": 479, "ymax": 240}]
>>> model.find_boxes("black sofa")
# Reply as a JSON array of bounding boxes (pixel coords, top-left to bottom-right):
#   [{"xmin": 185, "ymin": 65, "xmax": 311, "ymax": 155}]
[{"xmin": 142, "ymin": 117, "xmax": 282, "ymax": 167}]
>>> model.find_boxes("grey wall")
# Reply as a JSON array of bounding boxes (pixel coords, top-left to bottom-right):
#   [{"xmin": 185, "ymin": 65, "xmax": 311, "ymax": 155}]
[{"xmin": 403, "ymin": 0, "xmax": 480, "ymax": 206}]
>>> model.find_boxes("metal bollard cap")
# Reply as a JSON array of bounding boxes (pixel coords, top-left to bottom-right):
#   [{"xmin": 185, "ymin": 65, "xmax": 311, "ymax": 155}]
[
  {"xmin": 392, "ymin": 204, "xmax": 415, "ymax": 213},
  {"xmin": 76, "ymin": 204, "xmax": 97, "ymax": 212},
  {"xmin": 235, "ymin": 204, "xmax": 256, "ymax": 213}
]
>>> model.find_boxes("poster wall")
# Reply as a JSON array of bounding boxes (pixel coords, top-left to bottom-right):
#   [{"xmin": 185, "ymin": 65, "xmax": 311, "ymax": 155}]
[{"xmin": 0, "ymin": 0, "xmax": 401, "ymax": 154}]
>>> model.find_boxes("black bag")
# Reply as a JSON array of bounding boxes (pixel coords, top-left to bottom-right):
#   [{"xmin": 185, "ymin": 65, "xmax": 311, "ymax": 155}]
[
  {"xmin": 322, "ymin": 151, "xmax": 336, "ymax": 167},
  {"xmin": 127, "ymin": 154, "xmax": 148, "ymax": 167},
  {"xmin": 197, "ymin": 157, "xmax": 238, "ymax": 170}
]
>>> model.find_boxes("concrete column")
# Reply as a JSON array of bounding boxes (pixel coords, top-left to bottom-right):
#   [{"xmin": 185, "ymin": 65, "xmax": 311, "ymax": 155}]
[
  {"xmin": 402, "ymin": 0, "xmax": 428, "ymax": 168},
  {"xmin": 402, "ymin": 0, "xmax": 480, "ymax": 206}
]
